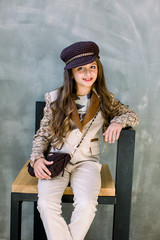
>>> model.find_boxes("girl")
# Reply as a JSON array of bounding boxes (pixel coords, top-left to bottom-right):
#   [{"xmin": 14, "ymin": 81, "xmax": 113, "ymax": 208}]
[{"xmin": 30, "ymin": 41, "xmax": 139, "ymax": 240}]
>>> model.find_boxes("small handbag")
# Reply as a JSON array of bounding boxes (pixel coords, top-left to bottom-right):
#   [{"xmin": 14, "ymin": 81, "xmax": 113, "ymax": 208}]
[
  {"xmin": 28, "ymin": 108, "xmax": 100, "ymax": 178},
  {"xmin": 27, "ymin": 152, "xmax": 71, "ymax": 178}
]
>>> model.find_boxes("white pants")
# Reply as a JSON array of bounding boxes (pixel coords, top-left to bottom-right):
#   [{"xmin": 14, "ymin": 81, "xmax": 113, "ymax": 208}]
[{"xmin": 37, "ymin": 160, "xmax": 102, "ymax": 240}]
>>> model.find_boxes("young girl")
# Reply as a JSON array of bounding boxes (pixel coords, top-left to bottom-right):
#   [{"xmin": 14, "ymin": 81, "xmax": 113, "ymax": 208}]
[{"xmin": 30, "ymin": 41, "xmax": 139, "ymax": 240}]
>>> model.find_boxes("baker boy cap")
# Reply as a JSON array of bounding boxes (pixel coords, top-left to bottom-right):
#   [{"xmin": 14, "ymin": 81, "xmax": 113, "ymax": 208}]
[{"xmin": 60, "ymin": 41, "xmax": 100, "ymax": 70}]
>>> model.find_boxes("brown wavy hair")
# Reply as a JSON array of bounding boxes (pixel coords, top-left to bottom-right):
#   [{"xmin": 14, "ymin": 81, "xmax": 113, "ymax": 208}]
[{"xmin": 50, "ymin": 58, "xmax": 118, "ymax": 149}]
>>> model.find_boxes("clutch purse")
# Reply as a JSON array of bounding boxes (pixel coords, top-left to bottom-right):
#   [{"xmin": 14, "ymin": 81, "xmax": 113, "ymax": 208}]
[
  {"xmin": 27, "ymin": 152, "xmax": 71, "ymax": 178},
  {"xmin": 28, "ymin": 107, "xmax": 100, "ymax": 178}
]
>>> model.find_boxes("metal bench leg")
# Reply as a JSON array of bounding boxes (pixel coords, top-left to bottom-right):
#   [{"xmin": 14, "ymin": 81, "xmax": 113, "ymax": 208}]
[
  {"xmin": 112, "ymin": 129, "xmax": 135, "ymax": 240},
  {"xmin": 34, "ymin": 202, "xmax": 47, "ymax": 240},
  {"xmin": 10, "ymin": 193, "xmax": 22, "ymax": 240}
]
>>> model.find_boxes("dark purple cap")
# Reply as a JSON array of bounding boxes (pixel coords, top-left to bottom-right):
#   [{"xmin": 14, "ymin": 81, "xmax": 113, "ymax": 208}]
[{"xmin": 60, "ymin": 41, "xmax": 100, "ymax": 70}]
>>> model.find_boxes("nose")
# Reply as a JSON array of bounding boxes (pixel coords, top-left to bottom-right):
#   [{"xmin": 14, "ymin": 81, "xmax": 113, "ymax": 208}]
[{"xmin": 85, "ymin": 69, "xmax": 91, "ymax": 75}]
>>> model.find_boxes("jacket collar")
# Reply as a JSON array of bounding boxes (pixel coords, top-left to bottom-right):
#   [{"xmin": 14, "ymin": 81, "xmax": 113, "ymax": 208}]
[{"xmin": 71, "ymin": 89, "xmax": 100, "ymax": 132}]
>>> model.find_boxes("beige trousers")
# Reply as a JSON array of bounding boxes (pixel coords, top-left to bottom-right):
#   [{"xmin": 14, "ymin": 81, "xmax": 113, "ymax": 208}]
[{"xmin": 37, "ymin": 160, "xmax": 102, "ymax": 240}]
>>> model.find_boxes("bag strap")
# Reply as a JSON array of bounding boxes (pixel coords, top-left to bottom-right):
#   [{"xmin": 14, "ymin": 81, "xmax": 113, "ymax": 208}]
[{"xmin": 71, "ymin": 107, "xmax": 100, "ymax": 157}]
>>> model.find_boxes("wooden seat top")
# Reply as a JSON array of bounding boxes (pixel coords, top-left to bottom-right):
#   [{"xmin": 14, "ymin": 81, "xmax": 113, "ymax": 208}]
[{"xmin": 12, "ymin": 161, "xmax": 115, "ymax": 196}]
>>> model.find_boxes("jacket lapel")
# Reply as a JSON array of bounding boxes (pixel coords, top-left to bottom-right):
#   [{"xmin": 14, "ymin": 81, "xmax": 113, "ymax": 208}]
[
  {"xmin": 70, "ymin": 103, "xmax": 83, "ymax": 132},
  {"xmin": 70, "ymin": 90, "xmax": 100, "ymax": 132}
]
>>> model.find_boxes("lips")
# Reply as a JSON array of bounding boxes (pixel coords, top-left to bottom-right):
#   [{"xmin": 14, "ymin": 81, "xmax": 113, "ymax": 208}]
[{"xmin": 83, "ymin": 78, "xmax": 93, "ymax": 82}]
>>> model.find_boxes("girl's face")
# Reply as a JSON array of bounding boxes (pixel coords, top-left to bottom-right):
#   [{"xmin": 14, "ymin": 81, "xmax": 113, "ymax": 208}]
[{"xmin": 72, "ymin": 61, "xmax": 98, "ymax": 95}]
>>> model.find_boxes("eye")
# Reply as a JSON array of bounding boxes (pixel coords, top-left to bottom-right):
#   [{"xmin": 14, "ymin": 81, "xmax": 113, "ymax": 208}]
[
  {"xmin": 90, "ymin": 65, "xmax": 96, "ymax": 69},
  {"xmin": 77, "ymin": 67, "xmax": 83, "ymax": 71}
]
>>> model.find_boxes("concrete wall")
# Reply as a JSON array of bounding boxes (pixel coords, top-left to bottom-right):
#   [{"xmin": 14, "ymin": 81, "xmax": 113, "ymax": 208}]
[{"xmin": 0, "ymin": 0, "xmax": 160, "ymax": 239}]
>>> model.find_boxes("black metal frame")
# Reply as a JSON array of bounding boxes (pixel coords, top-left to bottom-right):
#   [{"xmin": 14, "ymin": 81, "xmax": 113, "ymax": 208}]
[{"xmin": 10, "ymin": 101, "xmax": 135, "ymax": 240}]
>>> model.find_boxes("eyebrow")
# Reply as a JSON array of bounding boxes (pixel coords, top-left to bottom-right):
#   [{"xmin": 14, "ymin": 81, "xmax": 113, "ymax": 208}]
[{"xmin": 89, "ymin": 62, "xmax": 97, "ymax": 65}]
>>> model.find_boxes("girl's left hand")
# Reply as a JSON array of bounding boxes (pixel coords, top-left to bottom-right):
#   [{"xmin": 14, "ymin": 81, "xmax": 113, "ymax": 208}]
[{"xmin": 103, "ymin": 123, "xmax": 123, "ymax": 143}]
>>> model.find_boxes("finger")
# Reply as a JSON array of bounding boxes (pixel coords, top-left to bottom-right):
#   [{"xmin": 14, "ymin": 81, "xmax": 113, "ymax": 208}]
[
  {"xmin": 116, "ymin": 128, "xmax": 121, "ymax": 140},
  {"xmin": 112, "ymin": 130, "xmax": 117, "ymax": 143},
  {"xmin": 108, "ymin": 130, "xmax": 113, "ymax": 143},
  {"xmin": 35, "ymin": 161, "xmax": 53, "ymax": 179},
  {"xmin": 105, "ymin": 133, "xmax": 109, "ymax": 142},
  {"xmin": 43, "ymin": 165, "xmax": 52, "ymax": 176},
  {"xmin": 104, "ymin": 130, "xmax": 109, "ymax": 142},
  {"xmin": 44, "ymin": 160, "xmax": 53, "ymax": 165},
  {"xmin": 43, "ymin": 160, "xmax": 53, "ymax": 176},
  {"xmin": 35, "ymin": 168, "xmax": 51, "ymax": 180},
  {"xmin": 40, "ymin": 168, "xmax": 51, "ymax": 179},
  {"xmin": 35, "ymin": 171, "xmax": 44, "ymax": 179}
]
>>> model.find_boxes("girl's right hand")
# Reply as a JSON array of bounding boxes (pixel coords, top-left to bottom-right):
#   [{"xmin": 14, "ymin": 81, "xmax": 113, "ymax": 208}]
[{"xmin": 34, "ymin": 158, "xmax": 53, "ymax": 180}]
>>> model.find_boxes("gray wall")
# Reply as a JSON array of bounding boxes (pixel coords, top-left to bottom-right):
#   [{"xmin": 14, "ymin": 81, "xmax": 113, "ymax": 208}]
[{"xmin": 0, "ymin": 0, "xmax": 160, "ymax": 239}]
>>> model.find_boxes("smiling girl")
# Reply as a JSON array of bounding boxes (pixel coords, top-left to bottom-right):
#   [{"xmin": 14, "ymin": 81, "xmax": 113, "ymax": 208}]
[{"xmin": 30, "ymin": 41, "xmax": 139, "ymax": 240}]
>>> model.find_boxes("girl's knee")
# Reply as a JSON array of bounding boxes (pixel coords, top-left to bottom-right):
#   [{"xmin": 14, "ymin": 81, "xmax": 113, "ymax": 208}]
[
  {"xmin": 73, "ymin": 198, "xmax": 98, "ymax": 213},
  {"xmin": 37, "ymin": 196, "xmax": 61, "ymax": 215}
]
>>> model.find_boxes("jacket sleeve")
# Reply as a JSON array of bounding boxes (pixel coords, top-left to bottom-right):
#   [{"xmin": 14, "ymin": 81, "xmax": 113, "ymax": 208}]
[
  {"xmin": 109, "ymin": 93, "xmax": 140, "ymax": 128},
  {"xmin": 30, "ymin": 93, "xmax": 54, "ymax": 167}
]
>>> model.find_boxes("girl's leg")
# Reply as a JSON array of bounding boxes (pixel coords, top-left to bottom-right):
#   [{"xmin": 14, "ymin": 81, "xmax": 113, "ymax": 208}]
[
  {"xmin": 69, "ymin": 161, "xmax": 102, "ymax": 240},
  {"xmin": 37, "ymin": 170, "xmax": 72, "ymax": 240}
]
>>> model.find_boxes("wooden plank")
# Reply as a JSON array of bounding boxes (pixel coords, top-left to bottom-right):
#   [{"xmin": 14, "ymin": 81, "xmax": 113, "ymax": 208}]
[
  {"xmin": 12, "ymin": 161, "xmax": 115, "ymax": 196},
  {"xmin": 99, "ymin": 164, "xmax": 115, "ymax": 196},
  {"xmin": 12, "ymin": 161, "xmax": 38, "ymax": 194}
]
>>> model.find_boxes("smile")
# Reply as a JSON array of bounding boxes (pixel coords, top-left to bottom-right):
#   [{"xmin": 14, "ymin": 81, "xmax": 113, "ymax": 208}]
[{"xmin": 83, "ymin": 78, "xmax": 93, "ymax": 82}]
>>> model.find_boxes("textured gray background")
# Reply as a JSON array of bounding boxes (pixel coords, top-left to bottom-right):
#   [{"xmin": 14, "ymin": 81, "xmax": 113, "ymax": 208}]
[{"xmin": 0, "ymin": 0, "xmax": 160, "ymax": 239}]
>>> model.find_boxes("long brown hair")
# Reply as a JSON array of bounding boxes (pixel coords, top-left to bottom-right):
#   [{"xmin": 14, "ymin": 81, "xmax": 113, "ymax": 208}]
[{"xmin": 50, "ymin": 58, "xmax": 118, "ymax": 149}]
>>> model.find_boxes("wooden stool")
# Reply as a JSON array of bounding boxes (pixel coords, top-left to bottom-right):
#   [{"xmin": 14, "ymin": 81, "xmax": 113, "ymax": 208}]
[{"xmin": 12, "ymin": 161, "xmax": 115, "ymax": 196}]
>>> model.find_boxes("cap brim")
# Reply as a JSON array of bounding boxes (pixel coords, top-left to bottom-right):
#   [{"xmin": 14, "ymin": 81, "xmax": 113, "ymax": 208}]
[{"xmin": 64, "ymin": 55, "xmax": 97, "ymax": 70}]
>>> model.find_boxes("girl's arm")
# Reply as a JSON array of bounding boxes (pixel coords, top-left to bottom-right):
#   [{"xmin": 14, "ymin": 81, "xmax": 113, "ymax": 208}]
[
  {"xmin": 30, "ymin": 93, "xmax": 53, "ymax": 167},
  {"xmin": 109, "ymin": 92, "xmax": 139, "ymax": 128},
  {"xmin": 103, "ymin": 93, "xmax": 139, "ymax": 143}
]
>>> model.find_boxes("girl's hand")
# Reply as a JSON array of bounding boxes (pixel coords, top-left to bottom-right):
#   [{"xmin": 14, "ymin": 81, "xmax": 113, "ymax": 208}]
[
  {"xmin": 34, "ymin": 158, "xmax": 53, "ymax": 179},
  {"xmin": 103, "ymin": 123, "xmax": 123, "ymax": 143}
]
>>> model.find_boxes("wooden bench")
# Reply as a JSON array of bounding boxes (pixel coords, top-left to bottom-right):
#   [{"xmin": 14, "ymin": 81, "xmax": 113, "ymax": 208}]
[{"xmin": 10, "ymin": 101, "xmax": 136, "ymax": 240}]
